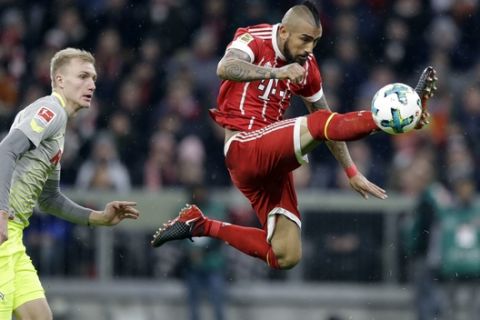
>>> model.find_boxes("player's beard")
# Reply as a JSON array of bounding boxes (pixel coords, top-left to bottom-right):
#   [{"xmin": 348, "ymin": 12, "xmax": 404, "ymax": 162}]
[{"xmin": 283, "ymin": 37, "xmax": 308, "ymax": 65}]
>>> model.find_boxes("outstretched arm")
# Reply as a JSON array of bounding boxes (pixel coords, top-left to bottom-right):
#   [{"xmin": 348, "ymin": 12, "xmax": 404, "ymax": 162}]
[
  {"xmin": 217, "ymin": 48, "xmax": 306, "ymax": 83},
  {"xmin": 38, "ymin": 179, "xmax": 139, "ymax": 226},
  {"xmin": 303, "ymin": 96, "xmax": 387, "ymax": 199}
]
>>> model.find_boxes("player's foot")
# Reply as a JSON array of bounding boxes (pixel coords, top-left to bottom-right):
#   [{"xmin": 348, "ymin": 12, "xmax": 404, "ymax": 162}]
[
  {"xmin": 414, "ymin": 66, "xmax": 438, "ymax": 129},
  {"xmin": 415, "ymin": 66, "xmax": 437, "ymax": 102},
  {"xmin": 151, "ymin": 204, "xmax": 206, "ymax": 248}
]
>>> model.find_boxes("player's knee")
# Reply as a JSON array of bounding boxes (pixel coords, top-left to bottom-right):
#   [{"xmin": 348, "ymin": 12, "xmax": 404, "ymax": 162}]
[
  {"xmin": 277, "ymin": 250, "xmax": 302, "ymax": 269},
  {"xmin": 273, "ymin": 246, "xmax": 302, "ymax": 270},
  {"xmin": 270, "ymin": 222, "xmax": 302, "ymax": 269}
]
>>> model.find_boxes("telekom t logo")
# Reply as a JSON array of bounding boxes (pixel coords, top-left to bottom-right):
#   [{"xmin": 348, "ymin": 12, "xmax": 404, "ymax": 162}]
[{"xmin": 258, "ymin": 79, "xmax": 286, "ymax": 101}]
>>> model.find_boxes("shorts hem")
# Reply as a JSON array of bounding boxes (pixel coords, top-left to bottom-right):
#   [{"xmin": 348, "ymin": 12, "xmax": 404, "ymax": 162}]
[
  {"xmin": 13, "ymin": 290, "xmax": 45, "ymax": 310},
  {"xmin": 266, "ymin": 207, "xmax": 302, "ymax": 242},
  {"xmin": 294, "ymin": 117, "xmax": 308, "ymax": 165}
]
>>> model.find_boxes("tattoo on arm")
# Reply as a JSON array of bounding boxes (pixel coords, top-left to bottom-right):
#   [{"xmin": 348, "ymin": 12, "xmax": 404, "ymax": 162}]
[
  {"xmin": 219, "ymin": 49, "xmax": 277, "ymax": 81},
  {"xmin": 254, "ymin": 68, "xmax": 276, "ymax": 79},
  {"xmin": 306, "ymin": 95, "xmax": 330, "ymax": 113},
  {"xmin": 224, "ymin": 63, "xmax": 250, "ymax": 81},
  {"xmin": 326, "ymin": 140, "xmax": 353, "ymax": 169},
  {"xmin": 223, "ymin": 49, "xmax": 251, "ymax": 62}
]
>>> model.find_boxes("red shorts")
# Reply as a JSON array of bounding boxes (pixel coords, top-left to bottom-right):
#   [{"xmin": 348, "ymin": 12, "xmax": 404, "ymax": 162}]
[{"xmin": 224, "ymin": 117, "xmax": 307, "ymax": 241}]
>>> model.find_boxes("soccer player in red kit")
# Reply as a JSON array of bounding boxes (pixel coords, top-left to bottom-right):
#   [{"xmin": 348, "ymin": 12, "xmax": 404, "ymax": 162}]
[{"xmin": 152, "ymin": 1, "xmax": 437, "ymax": 269}]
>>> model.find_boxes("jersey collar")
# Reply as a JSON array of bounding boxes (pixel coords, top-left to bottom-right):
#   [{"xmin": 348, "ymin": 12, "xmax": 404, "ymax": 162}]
[
  {"xmin": 272, "ymin": 23, "xmax": 286, "ymax": 61},
  {"xmin": 51, "ymin": 91, "xmax": 66, "ymax": 108}
]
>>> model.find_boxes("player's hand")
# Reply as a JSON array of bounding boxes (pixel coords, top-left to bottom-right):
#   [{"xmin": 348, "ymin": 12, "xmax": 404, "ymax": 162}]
[
  {"xmin": 276, "ymin": 63, "xmax": 306, "ymax": 84},
  {"xmin": 89, "ymin": 201, "xmax": 139, "ymax": 226},
  {"xmin": 0, "ymin": 210, "xmax": 12, "ymax": 246},
  {"xmin": 349, "ymin": 173, "xmax": 387, "ymax": 200}
]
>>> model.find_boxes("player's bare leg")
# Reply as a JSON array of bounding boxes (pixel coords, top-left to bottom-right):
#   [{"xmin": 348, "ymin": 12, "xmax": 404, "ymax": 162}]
[
  {"xmin": 14, "ymin": 298, "xmax": 52, "ymax": 320},
  {"xmin": 269, "ymin": 215, "xmax": 302, "ymax": 269}
]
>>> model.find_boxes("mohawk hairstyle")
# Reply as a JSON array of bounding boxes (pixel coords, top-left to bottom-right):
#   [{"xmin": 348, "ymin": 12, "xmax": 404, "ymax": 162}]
[{"xmin": 302, "ymin": 1, "xmax": 320, "ymax": 27}]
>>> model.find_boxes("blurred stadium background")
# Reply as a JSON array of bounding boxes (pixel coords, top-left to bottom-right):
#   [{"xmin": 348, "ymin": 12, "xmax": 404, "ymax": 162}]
[{"xmin": 1, "ymin": 0, "xmax": 479, "ymax": 319}]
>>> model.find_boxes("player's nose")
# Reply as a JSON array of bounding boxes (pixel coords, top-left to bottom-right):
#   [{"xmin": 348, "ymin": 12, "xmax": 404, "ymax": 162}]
[
  {"xmin": 88, "ymin": 80, "xmax": 96, "ymax": 91},
  {"xmin": 305, "ymin": 42, "xmax": 314, "ymax": 54}
]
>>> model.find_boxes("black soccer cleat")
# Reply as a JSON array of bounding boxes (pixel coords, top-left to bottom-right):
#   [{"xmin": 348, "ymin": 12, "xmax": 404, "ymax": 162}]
[
  {"xmin": 151, "ymin": 204, "xmax": 206, "ymax": 248},
  {"xmin": 415, "ymin": 66, "xmax": 438, "ymax": 103},
  {"xmin": 413, "ymin": 66, "xmax": 438, "ymax": 129}
]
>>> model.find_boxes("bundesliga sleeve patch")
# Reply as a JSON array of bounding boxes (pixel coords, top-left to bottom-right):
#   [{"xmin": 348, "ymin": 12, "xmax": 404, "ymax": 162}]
[
  {"xmin": 35, "ymin": 107, "xmax": 56, "ymax": 125},
  {"xmin": 238, "ymin": 33, "xmax": 254, "ymax": 44},
  {"xmin": 30, "ymin": 106, "xmax": 56, "ymax": 133}
]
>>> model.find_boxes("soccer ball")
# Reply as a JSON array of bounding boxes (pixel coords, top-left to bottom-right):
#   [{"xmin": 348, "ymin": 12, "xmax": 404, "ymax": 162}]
[{"xmin": 371, "ymin": 83, "xmax": 422, "ymax": 135}]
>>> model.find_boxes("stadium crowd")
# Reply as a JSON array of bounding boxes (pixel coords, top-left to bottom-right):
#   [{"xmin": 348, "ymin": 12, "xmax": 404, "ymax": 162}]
[
  {"xmin": 0, "ymin": 0, "xmax": 479, "ymax": 282},
  {"xmin": 1, "ymin": 0, "xmax": 479, "ymax": 192}
]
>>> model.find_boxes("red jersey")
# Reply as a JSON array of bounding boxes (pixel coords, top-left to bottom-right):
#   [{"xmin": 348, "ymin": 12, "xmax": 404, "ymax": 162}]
[{"xmin": 210, "ymin": 23, "xmax": 324, "ymax": 131}]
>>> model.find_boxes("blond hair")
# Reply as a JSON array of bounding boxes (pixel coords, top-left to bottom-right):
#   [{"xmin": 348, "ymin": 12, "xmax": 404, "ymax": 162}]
[{"xmin": 50, "ymin": 48, "xmax": 95, "ymax": 88}]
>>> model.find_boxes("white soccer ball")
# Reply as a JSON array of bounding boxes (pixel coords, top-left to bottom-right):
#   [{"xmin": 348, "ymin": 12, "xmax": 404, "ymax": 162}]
[{"xmin": 371, "ymin": 83, "xmax": 422, "ymax": 135}]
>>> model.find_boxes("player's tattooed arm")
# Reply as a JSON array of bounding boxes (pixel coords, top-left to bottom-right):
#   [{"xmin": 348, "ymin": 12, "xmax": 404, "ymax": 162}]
[
  {"xmin": 304, "ymin": 96, "xmax": 355, "ymax": 169},
  {"xmin": 217, "ymin": 48, "xmax": 277, "ymax": 81},
  {"xmin": 304, "ymin": 94, "xmax": 330, "ymax": 113}
]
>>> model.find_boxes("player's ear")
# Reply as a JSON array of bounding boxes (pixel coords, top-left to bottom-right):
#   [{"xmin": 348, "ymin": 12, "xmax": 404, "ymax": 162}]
[
  {"xmin": 278, "ymin": 25, "xmax": 289, "ymax": 41},
  {"xmin": 55, "ymin": 73, "xmax": 64, "ymax": 89}
]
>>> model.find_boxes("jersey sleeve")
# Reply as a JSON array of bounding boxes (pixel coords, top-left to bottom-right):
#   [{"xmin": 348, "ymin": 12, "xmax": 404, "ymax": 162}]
[
  {"xmin": 12, "ymin": 102, "xmax": 66, "ymax": 148},
  {"xmin": 226, "ymin": 28, "xmax": 262, "ymax": 63},
  {"xmin": 296, "ymin": 57, "xmax": 324, "ymax": 103},
  {"xmin": 48, "ymin": 164, "xmax": 61, "ymax": 181}
]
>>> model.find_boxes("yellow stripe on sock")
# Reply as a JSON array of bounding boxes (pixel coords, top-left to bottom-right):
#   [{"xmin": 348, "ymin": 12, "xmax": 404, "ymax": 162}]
[{"xmin": 323, "ymin": 112, "xmax": 337, "ymax": 141}]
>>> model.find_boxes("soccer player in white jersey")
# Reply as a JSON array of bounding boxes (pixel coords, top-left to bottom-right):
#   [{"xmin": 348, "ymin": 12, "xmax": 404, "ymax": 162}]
[{"xmin": 0, "ymin": 48, "xmax": 139, "ymax": 320}]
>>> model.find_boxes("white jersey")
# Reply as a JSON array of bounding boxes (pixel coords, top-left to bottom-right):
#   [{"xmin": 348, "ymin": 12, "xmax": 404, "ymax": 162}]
[{"xmin": 9, "ymin": 94, "xmax": 67, "ymax": 228}]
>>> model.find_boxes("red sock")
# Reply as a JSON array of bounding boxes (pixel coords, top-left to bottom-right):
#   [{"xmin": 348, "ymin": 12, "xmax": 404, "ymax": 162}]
[
  {"xmin": 307, "ymin": 110, "xmax": 378, "ymax": 141},
  {"xmin": 203, "ymin": 219, "xmax": 280, "ymax": 269}
]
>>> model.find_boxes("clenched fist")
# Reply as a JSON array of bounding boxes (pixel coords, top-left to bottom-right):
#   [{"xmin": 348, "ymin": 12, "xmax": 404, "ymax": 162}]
[{"xmin": 276, "ymin": 63, "xmax": 306, "ymax": 84}]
